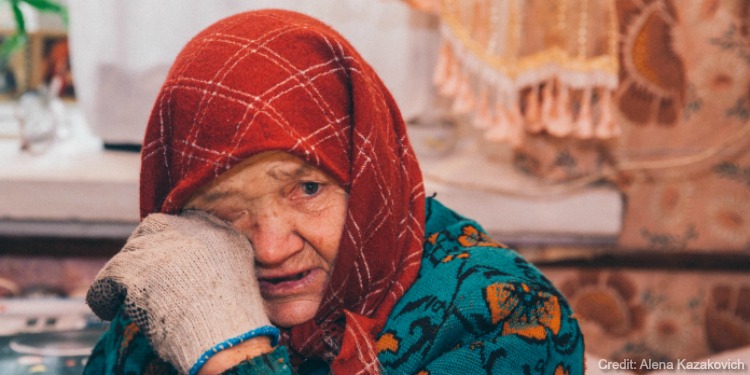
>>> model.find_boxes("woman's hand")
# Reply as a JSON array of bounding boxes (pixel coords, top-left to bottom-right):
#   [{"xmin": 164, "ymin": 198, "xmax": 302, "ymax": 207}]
[{"xmin": 86, "ymin": 210, "xmax": 277, "ymax": 375}]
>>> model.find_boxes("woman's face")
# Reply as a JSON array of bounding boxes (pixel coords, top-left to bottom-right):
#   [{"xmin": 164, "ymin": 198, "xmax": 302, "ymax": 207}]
[{"xmin": 184, "ymin": 151, "xmax": 348, "ymax": 327}]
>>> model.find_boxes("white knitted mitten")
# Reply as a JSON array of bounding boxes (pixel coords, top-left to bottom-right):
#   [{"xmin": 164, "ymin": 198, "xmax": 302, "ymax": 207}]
[{"xmin": 86, "ymin": 210, "xmax": 277, "ymax": 375}]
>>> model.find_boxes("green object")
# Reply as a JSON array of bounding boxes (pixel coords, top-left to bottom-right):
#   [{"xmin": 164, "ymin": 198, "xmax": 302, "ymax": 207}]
[{"xmin": 0, "ymin": 0, "xmax": 68, "ymax": 61}]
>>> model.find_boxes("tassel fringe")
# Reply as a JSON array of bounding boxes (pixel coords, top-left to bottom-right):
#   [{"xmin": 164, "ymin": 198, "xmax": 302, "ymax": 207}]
[{"xmin": 433, "ymin": 32, "xmax": 620, "ymax": 147}]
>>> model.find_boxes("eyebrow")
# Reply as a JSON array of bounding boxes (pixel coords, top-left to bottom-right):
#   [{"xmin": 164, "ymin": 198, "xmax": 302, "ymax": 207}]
[
  {"xmin": 195, "ymin": 163, "xmax": 322, "ymax": 205},
  {"xmin": 266, "ymin": 163, "xmax": 317, "ymax": 181}
]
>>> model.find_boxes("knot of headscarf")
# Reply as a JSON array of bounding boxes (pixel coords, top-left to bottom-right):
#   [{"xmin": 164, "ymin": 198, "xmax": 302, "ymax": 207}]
[{"xmin": 139, "ymin": 9, "xmax": 425, "ymax": 374}]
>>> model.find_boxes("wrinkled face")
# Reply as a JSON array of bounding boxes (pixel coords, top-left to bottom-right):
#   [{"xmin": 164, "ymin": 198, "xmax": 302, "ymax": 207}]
[{"xmin": 184, "ymin": 151, "xmax": 348, "ymax": 327}]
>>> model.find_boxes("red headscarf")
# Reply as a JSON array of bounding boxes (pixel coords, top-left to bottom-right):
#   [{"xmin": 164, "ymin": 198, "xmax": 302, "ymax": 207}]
[{"xmin": 139, "ymin": 9, "xmax": 425, "ymax": 374}]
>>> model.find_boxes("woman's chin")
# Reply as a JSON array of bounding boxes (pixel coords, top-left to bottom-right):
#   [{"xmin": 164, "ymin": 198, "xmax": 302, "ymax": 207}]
[{"xmin": 265, "ymin": 298, "xmax": 322, "ymax": 328}]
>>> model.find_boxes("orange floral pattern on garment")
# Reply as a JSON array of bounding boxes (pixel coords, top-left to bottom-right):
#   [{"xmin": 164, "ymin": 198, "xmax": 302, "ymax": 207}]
[
  {"xmin": 484, "ymin": 282, "xmax": 562, "ymax": 340},
  {"xmin": 118, "ymin": 322, "xmax": 140, "ymax": 360},
  {"xmin": 555, "ymin": 364, "xmax": 571, "ymax": 375},
  {"xmin": 441, "ymin": 252, "xmax": 470, "ymax": 263},
  {"xmin": 426, "ymin": 232, "xmax": 440, "ymax": 245},
  {"xmin": 375, "ymin": 332, "xmax": 400, "ymax": 354},
  {"xmin": 457, "ymin": 225, "xmax": 506, "ymax": 248}
]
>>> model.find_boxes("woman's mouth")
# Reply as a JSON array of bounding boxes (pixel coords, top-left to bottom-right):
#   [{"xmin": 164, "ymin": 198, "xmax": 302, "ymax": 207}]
[
  {"xmin": 263, "ymin": 271, "xmax": 310, "ymax": 284},
  {"xmin": 258, "ymin": 269, "xmax": 322, "ymax": 297}
]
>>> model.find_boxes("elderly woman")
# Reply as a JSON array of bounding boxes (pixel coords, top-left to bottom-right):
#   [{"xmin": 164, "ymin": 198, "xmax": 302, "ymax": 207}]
[{"xmin": 85, "ymin": 9, "xmax": 584, "ymax": 375}]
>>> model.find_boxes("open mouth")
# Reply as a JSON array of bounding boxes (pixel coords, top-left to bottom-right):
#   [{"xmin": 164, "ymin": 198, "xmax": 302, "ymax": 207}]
[
  {"xmin": 261, "ymin": 270, "xmax": 311, "ymax": 284},
  {"xmin": 258, "ymin": 269, "xmax": 324, "ymax": 299}
]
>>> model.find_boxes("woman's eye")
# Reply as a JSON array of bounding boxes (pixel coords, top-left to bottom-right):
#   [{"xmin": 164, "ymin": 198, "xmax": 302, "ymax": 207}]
[{"xmin": 301, "ymin": 181, "xmax": 321, "ymax": 196}]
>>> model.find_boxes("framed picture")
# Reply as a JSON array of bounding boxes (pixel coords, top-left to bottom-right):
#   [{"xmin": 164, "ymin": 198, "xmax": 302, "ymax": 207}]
[{"xmin": 29, "ymin": 31, "xmax": 75, "ymax": 99}]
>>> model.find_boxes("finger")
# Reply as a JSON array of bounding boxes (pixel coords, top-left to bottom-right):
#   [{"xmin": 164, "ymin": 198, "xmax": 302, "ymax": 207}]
[
  {"xmin": 130, "ymin": 213, "xmax": 175, "ymax": 239},
  {"xmin": 86, "ymin": 278, "xmax": 126, "ymax": 321}
]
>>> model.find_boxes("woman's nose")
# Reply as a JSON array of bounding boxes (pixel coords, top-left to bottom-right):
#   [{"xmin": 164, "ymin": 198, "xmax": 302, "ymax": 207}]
[{"xmin": 242, "ymin": 207, "xmax": 303, "ymax": 266}]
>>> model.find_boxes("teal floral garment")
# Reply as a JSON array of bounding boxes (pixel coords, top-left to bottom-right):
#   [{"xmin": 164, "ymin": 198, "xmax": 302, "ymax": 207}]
[
  {"xmin": 85, "ymin": 197, "xmax": 584, "ymax": 374},
  {"xmin": 375, "ymin": 197, "xmax": 584, "ymax": 374}
]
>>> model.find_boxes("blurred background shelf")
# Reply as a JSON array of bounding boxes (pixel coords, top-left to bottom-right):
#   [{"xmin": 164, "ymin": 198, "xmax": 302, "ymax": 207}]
[
  {"xmin": 0, "ymin": 102, "xmax": 623, "ymax": 244},
  {"xmin": 0, "ymin": 104, "xmax": 139, "ymax": 239}
]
